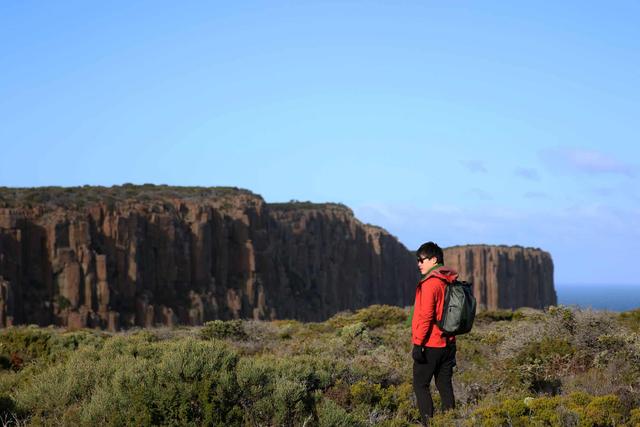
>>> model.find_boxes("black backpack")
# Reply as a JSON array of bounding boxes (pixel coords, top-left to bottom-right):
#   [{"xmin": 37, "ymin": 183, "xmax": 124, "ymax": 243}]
[{"xmin": 437, "ymin": 280, "xmax": 477, "ymax": 336}]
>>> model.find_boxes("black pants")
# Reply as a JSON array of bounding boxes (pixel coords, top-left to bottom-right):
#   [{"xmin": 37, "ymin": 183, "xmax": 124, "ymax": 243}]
[{"xmin": 412, "ymin": 343, "xmax": 456, "ymax": 423}]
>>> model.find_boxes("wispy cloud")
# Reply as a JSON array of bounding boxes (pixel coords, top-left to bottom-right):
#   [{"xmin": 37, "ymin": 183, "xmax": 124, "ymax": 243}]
[
  {"xmin": 461, "ymin": 160, "xmax": 487, "ymax": 174},
  {"xmin": 515, "ymin": 167, "xmax": 540, "ymax": 181},
  {"xmin": 540, "ymin": 148, "xmax": 636, "ymax": 177}
]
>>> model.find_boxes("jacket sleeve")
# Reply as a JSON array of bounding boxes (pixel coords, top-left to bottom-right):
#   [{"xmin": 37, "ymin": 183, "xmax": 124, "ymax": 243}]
[{"xmin": 414, "ymin": 280, "xmax": 437, "ymax": 345}]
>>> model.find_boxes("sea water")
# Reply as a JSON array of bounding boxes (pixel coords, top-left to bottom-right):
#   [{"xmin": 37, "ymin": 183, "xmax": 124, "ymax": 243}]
[{"xmin": 556, "ymin": 284, "xmax": 640, "ymax": 312}]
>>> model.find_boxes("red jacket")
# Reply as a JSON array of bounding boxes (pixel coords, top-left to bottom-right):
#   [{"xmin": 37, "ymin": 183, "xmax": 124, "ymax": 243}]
[{"xmin": 412, "ymin": 266, "xmax": 458, "ymax": 347}]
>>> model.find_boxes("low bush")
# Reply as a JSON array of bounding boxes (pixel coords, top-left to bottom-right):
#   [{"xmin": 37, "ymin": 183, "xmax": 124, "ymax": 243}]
[
  {"xmin": 580, "ymin": 394, "xmax": 626, "ymax": 426},
  {"xmin": 470, "ymin": 392, "xmax": 635, "ymax": 427},
  {"xmin": 352, "ymin": 305, "xmax": 408, "ymax": 329},
  {"xmin": 0, "ymin": 327, "xmax": 104, "ymax": 366},
  {"xmin": 328, "ymin": 305, "xmax": 407, "ymax": 329},
  {"xmin": 473, "ymin": 403, "xmax": 526, "ymax": 426},
  {"xmin": 629, "ymin": 407, "xmax": 640, "ymax": 425},
  {"xmin": 476, "ymin": 310, "xmax": 524, "ymax": 322},
  {"xmin": 547, "ymin": 305, "xmax": 577, "ymax": 334},
  {"xmin": 350, "ymin": 380, "xmax": 397, "ymax": 412},
  {"xmin": 236, "ymin": 355, "xmax": 334, "ymax": 426},
  {"xmin": 200, "ymin": 320, "xmax": 246, "ymax": 340},
  {"xmin": 13, "ymin": 338, "xmax": 242, "ymax": 425},
  {"xmin": 508, "ymin": 337, "xmax": 575, "ymax": 393},
  {"xmin": 317, "ymin": 398, "xmax": 365, "ymax": 427},
  {"xmin": 619, "ymin": 308, "xmax": 640, "ymax": 332}
]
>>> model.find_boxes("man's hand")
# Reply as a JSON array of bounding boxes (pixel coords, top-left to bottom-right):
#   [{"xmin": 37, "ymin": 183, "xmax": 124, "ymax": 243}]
[{"xmin": 412, "ymin": 344, "xmax": 427, "ymax": 363}]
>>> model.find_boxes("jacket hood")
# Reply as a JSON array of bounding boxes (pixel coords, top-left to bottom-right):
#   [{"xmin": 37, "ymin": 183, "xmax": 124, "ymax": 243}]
[{"xmin": 425, "ymin": 266, "xmax": 458, "ymax": 284}]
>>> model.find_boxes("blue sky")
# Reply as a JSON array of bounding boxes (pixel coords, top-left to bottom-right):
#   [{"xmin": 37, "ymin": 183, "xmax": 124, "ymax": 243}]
[{"xmin": 1, "ymin": 1, "xmax": 639, "ymax": 286}]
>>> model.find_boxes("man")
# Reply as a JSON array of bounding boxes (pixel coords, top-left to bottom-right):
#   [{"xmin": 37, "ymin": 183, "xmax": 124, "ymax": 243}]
[{"xmin": 411, "ymin": 241, "xmax": 458, "ymax": 424}]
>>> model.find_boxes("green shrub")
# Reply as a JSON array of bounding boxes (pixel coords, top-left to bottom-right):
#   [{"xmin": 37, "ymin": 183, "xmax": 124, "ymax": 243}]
[
  {"xmin": 580, "ymin": 395, "xmax": 625, "ymax": 426},
  {"xmin": 629, "ymin": 407, "xmax": 640, "ymax": 425},
  {"xmin": 527, "ymin": 395, "xmax": 562, "ymax": 426},
  {"xmin": 200, "ymin": 320, "xmax": 246, "ymax": 340},
  {"xmin": 472, "ymin": 393, "xmax": 633, "ymax": 427},
  {"xmin": 618, "ymin": 308, "xmax": 640, "ymax": 332},
  {"xmin": 350, "ymin": 380, "xmax": 397, "ymax": 412},
  {"xmin": 470, "ymin": 397, "xmax": 529, "ymax": 427},
  {"xmin": 476, "ymin": 310, "xmax": 524, "ymax": 322},
  {"xmin": 14, "ymin": 337, "xmax": 242, "ymax": 426},
  {"xmin": 328, "ymin": 305, "xmax": 407, "ymax": 329},
  {"xmin": 317, "ymin": 398, "xmax": 365, "ymax": 427},
  {"xmin": 352, "ymin": 305, "xmax": 408, "ymax": 329},
  {"xmin": 338, "ymin": 322, "xmax": 368, "ymax": 340},
  {"xmin": 273, "ymin": 320, "xmax": 301, "ymax": 339},
  {"xmin": 547, "ymin": 305, "xmax": 577, "ymax": 333},
  {"xmin": 566, "ymin": 391, "xmax": 592, "ymax": 408},
  {"xmin": 15, "ymin": 346, "xmax": 107, "ymax": 419},
  {"xmin": 508, "ymin": 336, "xmax": 575, "ymax": 393},
  {"xmin": 394, "ymin": 382, "xmax": 420, "ymax": 422},
  {"xmin": 0, "ymin": 327, "xmax": 104, "ymax": 366},
  {"xmin": 0, "ymin": 327, "xmax": 54, "ymax": 362},
  {"xmin": 236, "ymin": 355, "xmax": 330, "ymax": 426},
  {"xmin": 271, "ymin": 377, "xmax": 314, "ymax": 425},
  {"xmin": 480, "ymin": 331, "xmax": 505, "ymax": 346},
  {"xmin": 515, "ymin": 337, "xmax": 575, "ymax": 365},
  {"xmin": 430, "ymin": 409, "xmax": 458, "ymax": 427}
]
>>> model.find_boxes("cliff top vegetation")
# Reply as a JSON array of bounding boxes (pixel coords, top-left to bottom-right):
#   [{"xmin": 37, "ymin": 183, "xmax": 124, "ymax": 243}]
[
  {"xmin": 0, "ymin": 186, "xmax": 356, "ymax": 218},
  {"xmin": 269, "ymin": 200, "xmax": 352, "ymax": 213},
  {"xmin": 0, "ymin": 184, "xmax": 259, "ymax": 210},
  {"xmin": 445, "ymin": 243, "xmax": 548, "ymax": 253}
]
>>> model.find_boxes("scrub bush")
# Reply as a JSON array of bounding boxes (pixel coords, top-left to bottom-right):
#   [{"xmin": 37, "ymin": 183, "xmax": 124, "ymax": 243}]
[
  {"xmin": 236, "ymin": 355, "xmax": 333, "ymax": 426},
  {"xmin": 328, "ymin": 305, "xmax": 407, "ymax": 329},
  {"xmin": 476, "ymin": 310, "xmax": 524, "ymax": 322},
  {"xmin": 352, "ymin": 305, "xmax": 408, "ymax": 329},
  {"xmin": 200, "ymin": 319, "xmax": 246, "ymax": 340},
  {"xmin": 508, "ymin": 337, "xmax": 574, "ymax": 393},
  {"xmin": 619, "ymin": 308, "xmax": 640, "ymax": 332},
  {"xmin": 317, "ymin": 398, "xmax": 365, "ymax": 427},
  {"xmin": 350, "ymin": 381, "xmax": 397, "ymax": 412},
  {"xmin": 14, "ymin": 338, "xmax": 242, "ymax": 426},
  {"xmin": 580, "ymin": 394, "xmax": 626, "ymax": 426},
  {"xmin": 629, "ymin": 407, "xmax": 640, "ymax": 425}
]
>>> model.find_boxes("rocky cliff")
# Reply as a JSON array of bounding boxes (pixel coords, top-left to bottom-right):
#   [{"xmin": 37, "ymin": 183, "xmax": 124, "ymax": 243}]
[
  {"xmin": 444, "ymin": 244, "xmax": 557, "ymax": 310},
  {"xmin": 0, "ymin": 186, "xmax": 417, "ymax": 329}
]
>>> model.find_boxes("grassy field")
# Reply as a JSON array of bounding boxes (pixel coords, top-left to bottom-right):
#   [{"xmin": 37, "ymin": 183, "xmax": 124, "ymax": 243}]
[{"xmin": 0, "ymin": 305, "xmax": 639, "ymax": 426}]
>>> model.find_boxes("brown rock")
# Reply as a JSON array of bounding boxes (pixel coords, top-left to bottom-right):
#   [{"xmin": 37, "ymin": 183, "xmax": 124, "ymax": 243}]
[
  {"xmin": 0, "ymin": 186, "xmax": 555, "ymax": 329},
  {"xmin": 0, "ymin": 276, "xmax": 14, "ymax": 327},
  {"xmin": 161, "ymin": 306, "xmax": 177, "ymax": 327},
  {"xmin": 58, "ymin": 260, "xmax": 82, "ymax": 309},
  {"xmin": 444, "ymin": 244, "xmax": 556, "ymax": 310},
  {"xmin": 107, "ymin": 311, "xmax": 119, "ymax": 331},
  {"xmin": 67, "ymin": 307, "xmax": 88, "ymax": 330}
]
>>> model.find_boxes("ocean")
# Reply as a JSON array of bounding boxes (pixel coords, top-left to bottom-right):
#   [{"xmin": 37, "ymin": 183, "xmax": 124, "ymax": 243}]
[{"xmin": 556, "ymin": 284, "xmax": 640, "ymax": 312}]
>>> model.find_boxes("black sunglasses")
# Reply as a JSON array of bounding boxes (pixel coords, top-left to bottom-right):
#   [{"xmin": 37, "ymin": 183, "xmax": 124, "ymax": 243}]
[{"xmin": 417, "ymin": 256, "xmax": 431, "ymax": 264}]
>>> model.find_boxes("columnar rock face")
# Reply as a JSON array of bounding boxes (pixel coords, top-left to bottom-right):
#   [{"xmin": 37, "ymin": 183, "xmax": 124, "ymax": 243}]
[
  {"xmin": 0, "ymin": 187, "xmax": 417, "ymax": 329},
  {"xmin": 444, "ymin": 245, "xmax": 556, "ymax": 310}
]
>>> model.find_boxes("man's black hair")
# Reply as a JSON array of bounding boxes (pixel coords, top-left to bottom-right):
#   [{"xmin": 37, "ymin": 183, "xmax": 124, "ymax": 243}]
[{"xmin": 416, "ymin": 241, "xmax": 444, "ymax": 264}]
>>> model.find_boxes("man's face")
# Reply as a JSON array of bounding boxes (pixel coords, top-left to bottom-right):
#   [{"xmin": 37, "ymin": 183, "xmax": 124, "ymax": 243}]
[{"xmin": 417, "ymin": 254, "xmax": 438, "ymax": 275}]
